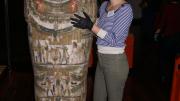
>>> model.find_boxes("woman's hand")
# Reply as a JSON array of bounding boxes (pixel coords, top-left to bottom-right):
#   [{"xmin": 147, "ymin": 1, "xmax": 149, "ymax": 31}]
[{"xmin": 70, "ymin": 12, "xmax": 93, "ymax": 30}]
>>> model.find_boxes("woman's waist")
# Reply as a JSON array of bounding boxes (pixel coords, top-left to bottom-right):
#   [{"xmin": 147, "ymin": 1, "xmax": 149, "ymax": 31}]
[{"xmin": 97, "ymin": 45, "xmax": 125, "ymax": 54}]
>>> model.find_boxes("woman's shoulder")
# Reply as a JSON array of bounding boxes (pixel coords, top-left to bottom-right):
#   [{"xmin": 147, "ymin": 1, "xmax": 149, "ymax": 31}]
[
  {"xmin": 101, "ymin": 1, "xmax": 108, "ymax": 6},
  {"xmin": 100, "ymin": 1, "xmax": 108, "ymax": 9},
  {"xmin": 116, "ymin": 3, "xmax": 132, "ymax": 13},
  {"xmin": 121, "ymin": 3, "xmax": 132, "ymax": 9},
  {"xmin": 115, "ymin": 3, "xmax": 133, "ymax": 18},
  {"xmin": 98, "ymin": 1, "xmax": 108, "ymax": 15}
]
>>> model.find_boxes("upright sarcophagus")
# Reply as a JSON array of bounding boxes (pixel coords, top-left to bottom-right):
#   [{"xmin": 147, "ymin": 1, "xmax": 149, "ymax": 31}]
[{"xmin": 24, "ymin": 0, "xmax": 97, "ymax": 101}]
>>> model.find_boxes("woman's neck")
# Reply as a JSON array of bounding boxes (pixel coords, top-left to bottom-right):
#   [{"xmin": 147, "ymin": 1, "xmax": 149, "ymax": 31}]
[
  {"xmin": 110, "ymin": 0, "xmax": 125, "ymax": 6},
  {"xmin": 107, "ymin": 0, "xmax": 126, "ymax": 11}
]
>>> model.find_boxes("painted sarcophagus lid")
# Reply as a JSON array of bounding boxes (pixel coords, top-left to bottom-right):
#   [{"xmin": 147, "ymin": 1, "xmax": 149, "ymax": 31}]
[{"xmin": 25, "ymin": 0, "xmax": 97, "ymax": 101}]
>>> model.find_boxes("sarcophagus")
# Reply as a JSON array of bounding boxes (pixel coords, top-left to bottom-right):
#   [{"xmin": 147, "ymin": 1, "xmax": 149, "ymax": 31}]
[{"xmin": 24, "ymin": 0, "xmax": 97, "ymax": 101}]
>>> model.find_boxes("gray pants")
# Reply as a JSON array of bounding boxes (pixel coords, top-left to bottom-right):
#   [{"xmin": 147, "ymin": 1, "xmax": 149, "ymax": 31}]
[{"xmin": 93, "ymin": 53, "xmax": 129, "ymax": 101}]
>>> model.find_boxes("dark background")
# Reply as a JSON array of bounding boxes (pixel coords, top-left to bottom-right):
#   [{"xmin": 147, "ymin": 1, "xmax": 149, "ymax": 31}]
[
  {"xmin": 0, "ymin": 0, "xmax": 7, "ymax": 65},
  {"xmin": 0, "ymin": 0, "xmax": 32, "ymax": 71}
]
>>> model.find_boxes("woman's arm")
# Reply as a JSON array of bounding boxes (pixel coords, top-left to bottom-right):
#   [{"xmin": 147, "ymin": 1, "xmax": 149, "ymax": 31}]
[{"xmin": 92, "ymin": 5, "xmax": 133, "ymax": 46}]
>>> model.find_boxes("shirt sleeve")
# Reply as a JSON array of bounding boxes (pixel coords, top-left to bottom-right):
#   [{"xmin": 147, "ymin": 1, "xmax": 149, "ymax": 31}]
[{"xmin": 97, "ymin": 5, "xmax": 133, "ymax": 46}]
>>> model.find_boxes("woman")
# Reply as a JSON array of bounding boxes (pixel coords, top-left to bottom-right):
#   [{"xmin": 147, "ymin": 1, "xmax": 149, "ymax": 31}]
[{"xmin": 70, "ymin": 0, "xmax": 133, "ymax": 101}]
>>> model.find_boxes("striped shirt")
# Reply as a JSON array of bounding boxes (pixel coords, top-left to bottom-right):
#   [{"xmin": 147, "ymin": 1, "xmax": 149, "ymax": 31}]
[{"xmin": 96, "ymin": 1, "xmax": 133, "ymax": 54}]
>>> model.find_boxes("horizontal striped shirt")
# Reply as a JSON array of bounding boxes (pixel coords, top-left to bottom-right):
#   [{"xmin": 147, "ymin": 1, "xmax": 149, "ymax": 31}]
[{"xmin": 96, "ymin": 1, "xmax": 133, "ymax": 51}]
